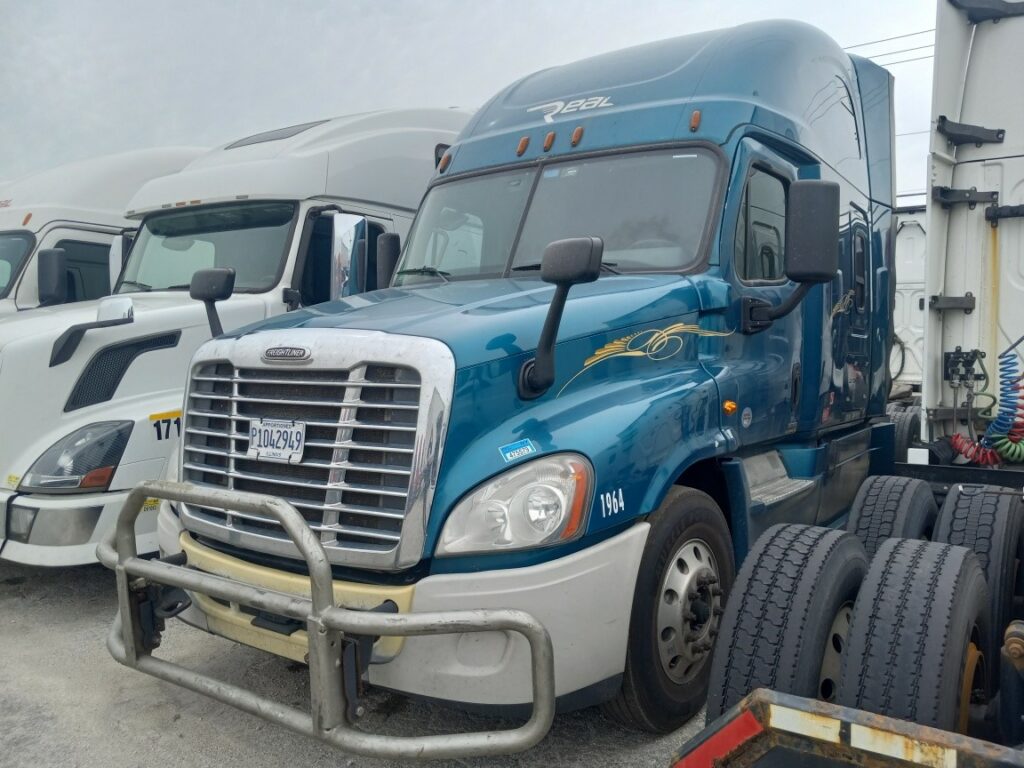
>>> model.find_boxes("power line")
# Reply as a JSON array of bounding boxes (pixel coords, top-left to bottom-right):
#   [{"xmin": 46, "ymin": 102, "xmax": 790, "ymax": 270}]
[
  {"xmin": 843, "ymin": 28, "xmax": 934, "ymax": 50},
  {"xmin": 879, "ymin": 54, "xmax": 934, "ymax": 67},
  {"xmin": 896, "ymin": 129, "xmax": 930, "ymax": 137},
  {"xmin": 868, "ymin": 43, "xmax": 934, "ymax": 60}
]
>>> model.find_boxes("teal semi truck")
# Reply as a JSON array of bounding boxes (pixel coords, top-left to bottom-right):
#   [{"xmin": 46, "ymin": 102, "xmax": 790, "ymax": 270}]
[{"xmin": 99, "ymin": 19, "xmax": 901, "ymax": 759}]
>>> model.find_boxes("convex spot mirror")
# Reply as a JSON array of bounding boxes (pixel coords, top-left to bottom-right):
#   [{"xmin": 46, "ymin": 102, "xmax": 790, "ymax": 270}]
[
  {"xmin": 96, "ymin": 295, "xmax": 135, "ymax": 323},
  {"xmin": 329, "ymin": 213, "xmax": 367, "ymax": 300},
  {"xmin": 540, "ymin": 236, "xmax": 604, "ymax": 287},
  {"xmin": 785, "ymin": 180, "xmax": 840, "ymax": 284}
]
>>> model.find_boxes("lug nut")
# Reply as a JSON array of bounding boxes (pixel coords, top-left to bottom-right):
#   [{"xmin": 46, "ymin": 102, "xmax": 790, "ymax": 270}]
[{"xmin": 710, "ymin": 587, "xmax": 723, "ymax": 597}]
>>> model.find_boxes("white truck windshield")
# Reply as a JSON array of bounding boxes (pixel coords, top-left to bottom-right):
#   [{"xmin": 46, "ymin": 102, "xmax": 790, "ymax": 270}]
[
  {"xmin": 0, "ymin": 232, "xmax": 34, "ymax": 298},
  {"xmin": 118, "ymin": 201, "xmax": 296, "ymax": 293},
  {"xmin": 395, "ymin": 148, "xmax": 719, "ymax": 285}
]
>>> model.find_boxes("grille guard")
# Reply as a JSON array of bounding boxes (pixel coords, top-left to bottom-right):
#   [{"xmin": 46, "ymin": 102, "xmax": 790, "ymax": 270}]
[{"xmin": 96, "ymin": 480, "xmax": 557, "ymax": 760}]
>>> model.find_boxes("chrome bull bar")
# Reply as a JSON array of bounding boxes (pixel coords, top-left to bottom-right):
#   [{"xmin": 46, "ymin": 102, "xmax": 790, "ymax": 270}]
[{"xmin": 96, "ymin": 480, "xmax": 557, "ymax": 760}]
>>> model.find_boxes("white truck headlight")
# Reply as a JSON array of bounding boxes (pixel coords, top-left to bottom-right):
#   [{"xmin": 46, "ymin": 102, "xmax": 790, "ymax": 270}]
[
  {"xmin": 20, "ymin": 421, "xmax": 133, "ymax": 494},
  {"xmin": 437, "ymin": 453, "xmax": 593, "ymax": 556}
]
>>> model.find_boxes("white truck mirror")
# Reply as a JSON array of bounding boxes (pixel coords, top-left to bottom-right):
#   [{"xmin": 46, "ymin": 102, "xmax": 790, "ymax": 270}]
[
  {"xmin": 108, "ymin": 235, "xmax": 124, "ymax": 293},
  {"xmin": 330, "ymin": 213, "xmax": 367, "ymax": 301},
  {"xmin": 96, "ymin": 295, "xmax": 135, "ymax": 322}
]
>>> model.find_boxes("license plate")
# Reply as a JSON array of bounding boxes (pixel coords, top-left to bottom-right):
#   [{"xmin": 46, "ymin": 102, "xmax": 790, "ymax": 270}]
[{"xmin": 247, "ymin": 418, "xmax": 306, "ymax": 464}]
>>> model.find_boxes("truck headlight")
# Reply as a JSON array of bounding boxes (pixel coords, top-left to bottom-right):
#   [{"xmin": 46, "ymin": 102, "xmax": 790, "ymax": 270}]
[
  {"xmin": 20, "ymin": 421, "xmax": 133, "ymax": 494},
  {"xmin": 437, "ymin": 453, "xmax": 593, "ymax": 556}
]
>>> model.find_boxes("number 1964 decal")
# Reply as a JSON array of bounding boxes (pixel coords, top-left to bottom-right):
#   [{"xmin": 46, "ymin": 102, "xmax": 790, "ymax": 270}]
[{"xmin": 600, "ymin": 488, "xmax": 626, "ymax": 518}]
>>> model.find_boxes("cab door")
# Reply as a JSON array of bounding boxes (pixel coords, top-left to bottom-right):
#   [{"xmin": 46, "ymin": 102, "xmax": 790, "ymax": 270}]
[{"xmin": 722, "ymin": 143, "xmax": 803, "ymax": 446}]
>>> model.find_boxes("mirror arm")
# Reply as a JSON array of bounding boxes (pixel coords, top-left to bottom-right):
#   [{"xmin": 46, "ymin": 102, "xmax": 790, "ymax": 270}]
[
  {"xmin": 741, "ymin": 283, "xmax": 812, "ymax": 334},
  {"xmin": 202, "ymin": 300, "xmax": 224, "ymax": 337},
  {"xmin": 518, "ymin": 284, "xmax": 570, "ymax": 399}
]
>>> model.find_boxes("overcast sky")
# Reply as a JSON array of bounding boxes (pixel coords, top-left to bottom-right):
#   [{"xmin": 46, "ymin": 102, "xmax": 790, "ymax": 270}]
[{"xmin": 1, "ymin": 0, "xmax": 935, "ymax": 199}]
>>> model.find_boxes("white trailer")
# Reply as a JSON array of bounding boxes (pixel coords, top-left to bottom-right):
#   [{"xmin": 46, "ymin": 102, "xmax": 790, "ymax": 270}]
[
  {"xmin": 0, "ymin": 148, "xmax": 204, "ymax": 315},
  {"xmin": 0, "ymin": 109, "xmax": 467, "ymax": 566}
]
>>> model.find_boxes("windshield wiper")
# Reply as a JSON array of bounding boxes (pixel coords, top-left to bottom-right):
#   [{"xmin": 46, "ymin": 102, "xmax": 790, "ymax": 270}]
[
  {"xmin": 118, "ymin": 280, "xmax": 152, "ymax": 292},
  {"xmin": 395, "ymin": 266, "xmax": 451, "ymax": 283},
  {"xmin": 512, "ymin": 261, "xmax": 621, "ymax": 275},
  {"xmin": 163, "ymin": 284, "xmax": 192, "ymax": 290}
]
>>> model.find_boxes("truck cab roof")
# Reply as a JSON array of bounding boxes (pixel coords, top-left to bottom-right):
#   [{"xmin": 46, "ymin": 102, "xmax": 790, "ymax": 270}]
[
  {"xmin": 126, "ymin": 108, "xmax": 471, "ymax": 219},
  {"xmin": 0, "ymin": 147, "xmax": 205, "ymax": 233},
  {"xmin": 447, "ymin": 20, "xmax": 892, "ymax": 205}
]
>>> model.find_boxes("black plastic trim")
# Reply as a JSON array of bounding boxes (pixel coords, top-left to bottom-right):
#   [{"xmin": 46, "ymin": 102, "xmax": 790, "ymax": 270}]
[
  {"xmin": 50, "ymin": 317, "xmax": 134, "ymax": 367},
  {"xmin": 64, "ymin": 331, "xmax": 181, "ymax": 412}
]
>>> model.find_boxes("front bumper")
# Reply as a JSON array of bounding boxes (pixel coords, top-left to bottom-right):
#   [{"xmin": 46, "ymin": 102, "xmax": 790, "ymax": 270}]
[
  {"xmin": 1, "ymin": 487, "xmax": 159, "ymax": 566},
  {"xmin": 99, "ymin": 480, "xmax": 559, "ymax": 760},
  {"xmin": 168, "ymin": 515, "xmax": 648, "ymax": 706}
]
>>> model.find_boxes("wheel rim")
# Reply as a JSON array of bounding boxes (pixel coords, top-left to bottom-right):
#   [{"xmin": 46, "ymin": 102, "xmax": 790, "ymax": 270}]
[
  {"xmin": 657, "ymin": 538, "xmax": 722, "ymax": 684},
  {"xmin": 818, "ymin": 602, "xmax": 853, "ymax": 702},
  {"xmin": 957, "ymin": 640, "xmax": 985, "ymax": 734}
]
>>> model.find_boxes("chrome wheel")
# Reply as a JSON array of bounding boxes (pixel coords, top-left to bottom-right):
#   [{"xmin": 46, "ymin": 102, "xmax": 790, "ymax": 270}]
[
  {"xmin": 818, "ymin": 602, "xmax": 852, "ymax": 702},
  {"xmin": 657, "ymin": 538, "xmax": 722, "ymax": 684}
]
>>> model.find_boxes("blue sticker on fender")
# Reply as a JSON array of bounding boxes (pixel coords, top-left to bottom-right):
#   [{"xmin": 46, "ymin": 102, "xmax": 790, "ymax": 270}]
[{"xmin": 499, "ymin": 439, "xmax": 537, "ymax": 463}]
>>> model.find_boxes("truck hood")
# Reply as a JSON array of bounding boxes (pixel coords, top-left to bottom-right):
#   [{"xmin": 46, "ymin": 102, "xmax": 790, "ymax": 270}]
[{"xmin": 233, "ymin": 274, "xmax": 709, "ymax": 368}]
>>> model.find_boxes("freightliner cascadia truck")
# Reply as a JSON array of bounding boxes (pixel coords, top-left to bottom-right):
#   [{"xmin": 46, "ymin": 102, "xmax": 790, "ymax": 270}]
[
  {"xmin": 0, "ymin": 110, "xmax": 466, "ymax": 567},
  {"xmin": 0, "ymin": 148, "xmax": 203, "ymax": 316},
  {"xmin": 98, "ymin": 20, "xmax": 901, "ymax": 759}
]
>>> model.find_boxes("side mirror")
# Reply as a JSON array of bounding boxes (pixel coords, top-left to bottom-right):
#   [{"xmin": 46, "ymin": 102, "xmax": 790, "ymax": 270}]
[
  {"xmin": 741, "ymin": 180, "xmax": 840, "ymax": 334},
  {"xmin": 329, "ymin": 213, "xmax": 367, "ymax": 301},
  {"xmin": 190, "ymin": 268, "xmax": 235, "ymax": 337},
  {"xmin": 377, "ymin": 233, "xmax": 401, "ymax": 288},
  {"xmin": 108, "ymin": 235, "xmax": 125, "ymax": 293},
  {"xmin": 518, "ymin": 237, "xmax": 604, "ymax": 399},
  {"xmin": 785, "ymin": 180, "xmax": 840, "ymax": 283},
  {"xmin": 37, "ymin": 248, "xmax": 68, "ymax": 307}
]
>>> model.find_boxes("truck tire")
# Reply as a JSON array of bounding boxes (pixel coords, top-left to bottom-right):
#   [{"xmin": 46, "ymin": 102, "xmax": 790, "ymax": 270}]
[
  {"xmin": 845, "ymin": 475, "xmax": 938, "ymax": 557},
  {"xmin": 602, "ymin": 487, "xmax": 735, "ymax": 733},
  {"xmin": 893, "ymin": 406, "xmax": 921, "ymax": 462},
  {"xmin": 706, "ymin": 524, "xmax": 868, "ymax": 718},
  {"xmin": 837, "ymin": 538, "xmax": 990, "ymax": 731},
  {"xmin": 933, "ymin": 484, "xmax": 1024, "ymax": 672},
  {"xmin": 886, "ymin": 402, "xmax": 905, "ymax": 418}
]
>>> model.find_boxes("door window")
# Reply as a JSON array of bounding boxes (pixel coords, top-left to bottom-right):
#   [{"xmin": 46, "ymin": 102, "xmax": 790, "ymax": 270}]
[
  {"xmin": 736, "ymin": 169, "xmax": 787, "ymax": 283},
  {"xmin": 56, "ymin": 239, "xmax": 113, "ymax": 302}
]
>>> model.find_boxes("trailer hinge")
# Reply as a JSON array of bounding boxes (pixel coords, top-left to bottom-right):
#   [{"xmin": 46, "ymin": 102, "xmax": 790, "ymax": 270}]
[
  {"xmin": 931, "ymin": 186, "xmax": 999, "ymax": 209},
  {"xmin": 986, "ymin": 204, "xmax": 1024, "ymax": 226},
  {"xmin": 949, "ymin": 0, "xmax": 1024, "ymax": 23},
  {"xmin": 922, "ymin": 293, "xmax": 976, "ymax": 313},
  {"xmin": 936, "ymin": 115, "xmax": 1006, "ymax": 146}
]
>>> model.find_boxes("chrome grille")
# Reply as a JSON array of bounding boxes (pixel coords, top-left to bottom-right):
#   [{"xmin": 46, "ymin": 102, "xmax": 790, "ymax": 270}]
[{"xmin": 182, "ymin": 362, "xmax": 421, "ymax": 557}]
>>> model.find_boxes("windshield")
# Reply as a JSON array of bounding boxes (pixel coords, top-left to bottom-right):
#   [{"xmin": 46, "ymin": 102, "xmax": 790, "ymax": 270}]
[
  {"xmin": 0, "ymin": 232, "xmax": 34, "ymax": 298},
  {"xmin": 118, "ymin": 201, "xmax": 296, "ymax": 294},
  {"xmin": 394, "ymin": 148, "xmax": 719, "ymax": 286}
]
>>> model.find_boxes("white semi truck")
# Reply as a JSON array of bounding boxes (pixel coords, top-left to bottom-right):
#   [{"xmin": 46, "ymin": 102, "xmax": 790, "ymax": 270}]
[
  {"xmin": 0, "ymin": 109, "xmax": 467, "ymax": 567},
  {"xmin": 0, "ymin": 148, "xmax": 204, "ymax": 316}
]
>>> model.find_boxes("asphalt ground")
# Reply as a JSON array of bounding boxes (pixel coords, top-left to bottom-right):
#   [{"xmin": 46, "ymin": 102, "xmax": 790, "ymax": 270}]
[{"xmin": 0, "ymin": 559, "xmax": 704, "ymax": 767}]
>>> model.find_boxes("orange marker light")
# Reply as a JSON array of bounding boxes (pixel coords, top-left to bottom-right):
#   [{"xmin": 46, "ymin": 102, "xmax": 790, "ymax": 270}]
[
  {"xmin": 571, "ymin": 126, "xmax": 584, "ymax": 147},
  {"xmin": 22, "ymin": 213, "xmax": 32, "ymax": 226},
  {"xmin": 690, "ymin": 110, "xmax": 702, "ymax": 133},
  {"xmin": 561, "ymin": 461, "xmax": 590, "ymax": 540},
  {"xmin": 81, "ymin": 466, "xmax": 115, "ymax": 489},
  {"xmin": 543, "ymin": 131, "xmax": 556, "ymax": 152},
  {"xmin": 723, "ymin": 400, "xmax": 738, "ymax": 415},
  {"xmin": 438, "ymin": 152, "xmax": 452, "ymax": 173},
  {"xmin": 516, "ymin": 136, "xmax": 530, "ymax": 156}
]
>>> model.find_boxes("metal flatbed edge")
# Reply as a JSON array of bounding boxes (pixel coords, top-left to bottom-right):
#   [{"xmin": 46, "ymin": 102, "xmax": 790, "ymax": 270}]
[{"xmin": 673, "ymin": 689, "xmax": 1024, "ymax": 767}]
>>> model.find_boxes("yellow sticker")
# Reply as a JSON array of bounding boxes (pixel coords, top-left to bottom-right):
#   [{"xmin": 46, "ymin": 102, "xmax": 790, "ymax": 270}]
[
  {"xmin": 149, "ymin": 409, "xmax": 183, "ymax": 422},
  {"xmin": 142, "ymin": 497, "xmax": 160, "ymax": 512},
  {"xmin": 6, "ymin": 474, "xmax": 20, "ymax": 488}
]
